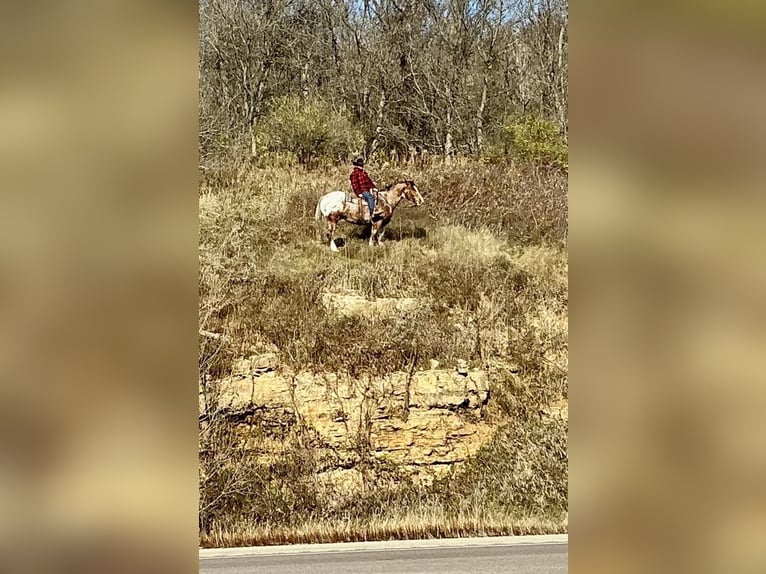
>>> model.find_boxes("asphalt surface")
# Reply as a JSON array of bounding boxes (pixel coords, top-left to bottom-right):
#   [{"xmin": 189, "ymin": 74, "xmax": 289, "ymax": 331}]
[{"xmin": 199, "ymin": 535, "xmax": 568, "ymax": 574}]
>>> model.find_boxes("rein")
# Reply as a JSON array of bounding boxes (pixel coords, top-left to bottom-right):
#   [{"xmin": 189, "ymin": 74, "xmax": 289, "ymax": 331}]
[{"xmin": 377, "ymin": 184, "xmax": 407, "ymax": 210}]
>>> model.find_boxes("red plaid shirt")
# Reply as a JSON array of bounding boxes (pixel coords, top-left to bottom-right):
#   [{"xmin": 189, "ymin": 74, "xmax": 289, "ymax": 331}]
[{"xmin": 350, "ymin": 166, "xmax": 375, "ymax": 196}]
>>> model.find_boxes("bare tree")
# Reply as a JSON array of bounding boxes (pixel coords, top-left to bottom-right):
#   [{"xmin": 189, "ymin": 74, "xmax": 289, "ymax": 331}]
[{"xmin": 199, "ymin": 0, "xmax": 568, "ymax": 161}]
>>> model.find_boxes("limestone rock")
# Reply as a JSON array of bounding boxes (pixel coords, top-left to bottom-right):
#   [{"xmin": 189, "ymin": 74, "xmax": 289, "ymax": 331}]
[
  {"xmin": 321, "ymin": 290, "xmax": 419, "ymax": 318},
  {"xmin": 232, "ymin": 352, "xmax": 279, "ymax": 375},
  {"xmin": 200, "ymin": 361, "xmax": 495, "ymax": 487}
]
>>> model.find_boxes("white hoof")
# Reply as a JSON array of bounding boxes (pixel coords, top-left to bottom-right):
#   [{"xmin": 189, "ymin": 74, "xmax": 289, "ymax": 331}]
[{"xmin": 330, "ymin": 240, "xmax": 339, "ymax": 252}]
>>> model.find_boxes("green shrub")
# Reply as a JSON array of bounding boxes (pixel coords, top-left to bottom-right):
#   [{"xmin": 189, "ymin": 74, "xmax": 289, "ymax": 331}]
[
  {"xmin": 502, "ymin": 116, "xmax": 568, "ymax": 169},
  {"xmin": 255, "ymin": 96, "xmax": 364, "ymax": 166}
]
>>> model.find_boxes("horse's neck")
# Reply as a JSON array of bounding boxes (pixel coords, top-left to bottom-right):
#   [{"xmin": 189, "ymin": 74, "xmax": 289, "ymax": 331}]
[{"xmin": 382, "ymin": 185, "xmax": 404, "ymax": 207}]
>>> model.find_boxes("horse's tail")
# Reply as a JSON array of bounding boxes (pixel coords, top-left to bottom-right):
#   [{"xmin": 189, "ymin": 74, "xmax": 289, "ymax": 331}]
[{"xmin": 314, "ymin": 198, "xmax": 323, "ymax": 221}]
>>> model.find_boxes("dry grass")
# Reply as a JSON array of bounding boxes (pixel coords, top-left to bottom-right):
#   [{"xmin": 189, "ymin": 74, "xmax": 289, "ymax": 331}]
[
  {"xmin": 199, "ymin": 157, "xmax": 568, "ymax": 546},
  {"xmin": 201, "ymin": 511, "xmax": 567, "ymax": 548}
]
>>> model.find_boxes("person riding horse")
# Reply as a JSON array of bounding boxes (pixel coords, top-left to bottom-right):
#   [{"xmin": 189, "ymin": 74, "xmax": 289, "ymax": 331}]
[
  {"xmin": 349, "ymin": 157, "xmax": 379, "ymax": 222},
  {"xmin": 316, "ymin": 179, "xmax": 424, "ymax": 249}
]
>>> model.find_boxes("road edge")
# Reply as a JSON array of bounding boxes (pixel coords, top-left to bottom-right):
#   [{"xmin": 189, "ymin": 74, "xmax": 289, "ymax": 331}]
[{"xmin": 199, "ymin": 534, "xmax": 568, "ymax": 559}]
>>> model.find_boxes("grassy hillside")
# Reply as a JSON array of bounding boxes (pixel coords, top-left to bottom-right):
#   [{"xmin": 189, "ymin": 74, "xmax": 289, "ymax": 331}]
[{"xmin": 198, "ymin": 158, "xmax": 568, "ymax": 546}]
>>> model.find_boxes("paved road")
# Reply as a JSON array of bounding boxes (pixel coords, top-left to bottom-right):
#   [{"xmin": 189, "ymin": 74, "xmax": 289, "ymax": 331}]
[{"xmin": 199, "ymin": 535, "xmax": 567, "ymax": 574}]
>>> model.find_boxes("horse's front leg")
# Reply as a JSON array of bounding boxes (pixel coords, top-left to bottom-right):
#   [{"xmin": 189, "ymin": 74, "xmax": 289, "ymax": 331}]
[{"xmin": 376, "ymin": 218, "xmax": 391, "ymax": 246}]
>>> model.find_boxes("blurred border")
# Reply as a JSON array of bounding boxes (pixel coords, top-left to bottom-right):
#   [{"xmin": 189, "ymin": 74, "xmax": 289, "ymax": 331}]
[
  {"xmin": 0, "ymin": 2, "xmax": 198, "ymax": 572},
  {"xmin": 571, "ymin": 1, "xmax": 766, "ymax": 572}
]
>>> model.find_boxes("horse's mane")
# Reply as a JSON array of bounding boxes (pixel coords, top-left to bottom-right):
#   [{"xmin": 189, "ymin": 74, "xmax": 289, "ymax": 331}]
[{"xmin": 384, "ymin": 180, "xmax": 415, "ymax": 190}]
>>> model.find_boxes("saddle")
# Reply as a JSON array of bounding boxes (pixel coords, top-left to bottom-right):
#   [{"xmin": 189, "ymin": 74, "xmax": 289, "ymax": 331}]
[{"xmin": 346, "ymin": 191, "xmax": 381, "ymax": 221}]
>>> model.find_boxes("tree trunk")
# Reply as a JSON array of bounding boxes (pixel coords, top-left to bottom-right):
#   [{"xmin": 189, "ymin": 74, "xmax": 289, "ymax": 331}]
[
  {"xmin": 301, "ymin": 62, "xmax": 310, "ymax": 98},
  {"xmin": 444, "ymin": 85, "xmax": 453, "ymax": 164},
  {"xmin": 476, "ymin": 75, "xmax": 488, "ymax": 154},
  {"xmin": 555, "ymin": 25, "xmax": 567, "ymax": 140},
  {"xmin": 369, "ymin": 88, "xmax": 386, "ymax": 157},
  {"xmin": 514, "ymin": 39, "xmax": 531, "ymax": 112},
  {"xmin": 249, "ymin": 78, "xmax": 266, "ymax": 159}
]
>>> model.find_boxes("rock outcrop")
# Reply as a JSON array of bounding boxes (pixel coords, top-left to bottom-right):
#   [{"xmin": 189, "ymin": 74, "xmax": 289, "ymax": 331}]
[
  {"xmin": 199, "ymin": 354, "xmax": 494, "ymax": 484},
  {"xmin": 320, "ymin": 291, "xmax": 419, "ymax": 318}
]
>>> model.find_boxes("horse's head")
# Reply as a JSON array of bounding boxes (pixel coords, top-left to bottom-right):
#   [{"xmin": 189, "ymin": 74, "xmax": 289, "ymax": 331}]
[{"xmin": 402, "ymin": 180, "xmax": 424, "ymax": 206}]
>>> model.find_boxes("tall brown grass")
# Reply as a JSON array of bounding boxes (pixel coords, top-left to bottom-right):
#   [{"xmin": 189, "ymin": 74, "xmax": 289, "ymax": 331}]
[{"xmin": 199, "ymin": 157, "xmax": 568, "ymax": 546}]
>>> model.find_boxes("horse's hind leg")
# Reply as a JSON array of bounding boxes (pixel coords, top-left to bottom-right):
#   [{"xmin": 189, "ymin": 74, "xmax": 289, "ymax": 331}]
[
  {"xmin": 326, "ymin": 215, "xmax": 339, "ymax": 250},
  {"xmin": 369, "ymin": 221, "xmax": 379, "ymax": 247}
]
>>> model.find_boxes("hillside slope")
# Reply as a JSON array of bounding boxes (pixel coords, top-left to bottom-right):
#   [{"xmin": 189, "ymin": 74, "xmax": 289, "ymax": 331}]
[{"xmin": 199, "ymin": 160, "xmax": 568, "ymax": 546}]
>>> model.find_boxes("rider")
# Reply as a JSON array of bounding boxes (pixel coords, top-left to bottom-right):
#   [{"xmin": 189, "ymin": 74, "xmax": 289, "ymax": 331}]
[{"xmin": 349, "ymin": 156, "xmax": 378, "ymax": 222}]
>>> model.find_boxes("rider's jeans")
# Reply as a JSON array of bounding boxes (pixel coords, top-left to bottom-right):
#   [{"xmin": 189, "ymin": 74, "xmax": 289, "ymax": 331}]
[{"xmin": 361, "ymin": 191, "xmax": 375, "ymax": 218}]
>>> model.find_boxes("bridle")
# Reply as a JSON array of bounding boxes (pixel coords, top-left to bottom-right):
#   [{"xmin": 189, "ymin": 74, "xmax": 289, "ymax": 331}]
[{"xmin": 377, "ymin": 182, "xmax": 414, "ymax": 210}]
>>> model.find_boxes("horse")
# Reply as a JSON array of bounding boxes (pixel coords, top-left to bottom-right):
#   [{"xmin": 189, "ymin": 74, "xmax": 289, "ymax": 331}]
[{"xmin": 314, "ymin": 181, "xmax": 424, "ymax": 250}]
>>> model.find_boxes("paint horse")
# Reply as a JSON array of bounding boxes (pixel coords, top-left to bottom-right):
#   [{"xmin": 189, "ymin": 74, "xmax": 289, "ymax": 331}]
[{"xmin": 314, "ymin": 181, "xmax": 424, "ymax": 250}]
